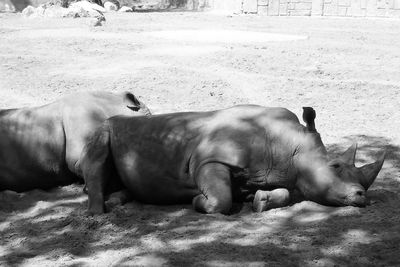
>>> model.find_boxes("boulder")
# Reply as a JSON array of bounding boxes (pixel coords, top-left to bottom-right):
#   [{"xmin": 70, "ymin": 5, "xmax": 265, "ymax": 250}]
[
  {"xmin": 104, "ymin": 1, "xmax": 118, "ymax": 11},
  {"xmin": 70, "ymin": 0, "xmax": 106, "ymax": 13},
  {"xmin": 118, "ymin": 6, "xmax": 132, "ymax": 12},
  {"xmin": 22, "ymin": 5, "xmax": 36, "ymax": 17},
  {"xmin": 22, "ymin": 1, "xmax": 105, "ymax": 19}
]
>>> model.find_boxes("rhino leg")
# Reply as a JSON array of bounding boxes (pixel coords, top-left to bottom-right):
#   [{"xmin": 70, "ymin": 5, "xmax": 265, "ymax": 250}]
[
  {"xmin": 252, "ymin": 188, "xmax": 290, "ymax": 212},
  {"xmin": 79, "ymin": 123, "xmax": 112, "ymax": 215},
  {"xmin": 192, "ymin": 163, "xmax": 232, "ymax": 215}
]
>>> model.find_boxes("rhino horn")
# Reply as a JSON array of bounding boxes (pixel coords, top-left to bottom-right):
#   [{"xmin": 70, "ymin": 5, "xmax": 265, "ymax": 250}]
[
  {"xmin": 340, "ymin": 143, "xmax": 358, "ymax": 165},
  {"xmin": 358, "ymin": 152, "xmax": 386, "ymax": 190}
]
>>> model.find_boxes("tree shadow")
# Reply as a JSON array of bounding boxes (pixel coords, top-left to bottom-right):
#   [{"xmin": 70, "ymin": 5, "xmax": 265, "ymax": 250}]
[
  {"xmin": 1, "ymin": 135, "xmax": 399, "ymax": 266},
  {"xmin": 8, "ymin": 0, "xmax": 30, "ymax": 12}
]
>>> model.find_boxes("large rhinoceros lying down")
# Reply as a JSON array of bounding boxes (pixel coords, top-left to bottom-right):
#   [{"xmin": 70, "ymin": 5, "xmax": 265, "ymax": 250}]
[
  {"xmin": 79, "ymin": 105, "xmax": 385, "ymax": 214},
  {"xmin": 0, "ymin": 91, "xmax": 151, "ymax": 192}
]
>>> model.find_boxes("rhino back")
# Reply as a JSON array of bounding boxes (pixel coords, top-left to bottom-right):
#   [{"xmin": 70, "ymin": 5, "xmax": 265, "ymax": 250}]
[{"xmin": 0, "ymin": 106, "xmax": 69, "ymax": 191}]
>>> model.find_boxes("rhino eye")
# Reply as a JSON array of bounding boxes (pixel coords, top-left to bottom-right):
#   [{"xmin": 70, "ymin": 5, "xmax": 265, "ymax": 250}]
[{"xmin": 331, "ymin": 163, "xmax": 341, "ymax": 169}]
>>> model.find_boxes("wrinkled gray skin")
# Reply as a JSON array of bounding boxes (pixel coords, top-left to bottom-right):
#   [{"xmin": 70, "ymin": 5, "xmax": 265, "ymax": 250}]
[
  {"xmin": 79, "ymin": 105, "xmax": 385, "ymax": 215},
  {"xmin": 0, "ymin": 91, "xmax": 151, "ymax": 192}
]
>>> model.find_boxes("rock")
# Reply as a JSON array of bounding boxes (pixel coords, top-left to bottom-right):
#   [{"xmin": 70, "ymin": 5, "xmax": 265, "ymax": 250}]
[
  {"xmin": 61, "ymin": 7, "xmax": 82, "ymax": 17},
  {"xmin": 44, "ymin": 6, "xmax": 69, "ymax": 17},
  {"xmin": 21, "ymin": 5, "xmax": 36, "ymax": 17},
  {"xmin": 35, "ymin": 5, "xmax": 46, "ymax": 16},
  {"xmin": 118, "ymin": 6, "xmax": 132, "ymax": 12},
  {"xmin": 22, "ymin": 0, "xmax": 105, "ymax": 19},
  {"xmin": 104, "ymin": 1, "xmax": 117, "ymax": 11},
  {"xmin": 70, "ymin": 0, "xmax": 105, "ymax": 13}
]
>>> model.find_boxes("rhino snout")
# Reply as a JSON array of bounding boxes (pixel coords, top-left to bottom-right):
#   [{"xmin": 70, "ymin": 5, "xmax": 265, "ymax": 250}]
[{"xmin": 345, "ymin": 187, "xmax": 367, "ymax": 207}]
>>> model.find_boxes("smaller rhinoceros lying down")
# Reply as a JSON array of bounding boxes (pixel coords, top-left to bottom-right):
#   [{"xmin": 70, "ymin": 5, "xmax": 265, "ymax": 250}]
[
  {"xmin": 79, "ymin": 105, "xmax": 385, "ymax": 215},
  {"xmin": 0, "ymin": 91, "xmax": 151, "ymax": 192}
]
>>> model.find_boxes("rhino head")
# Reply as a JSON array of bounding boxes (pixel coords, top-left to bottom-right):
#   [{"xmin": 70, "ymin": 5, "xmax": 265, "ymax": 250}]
[{"xmin": 293, "ymin": 108, "xmax": 385, "ymax": 207}]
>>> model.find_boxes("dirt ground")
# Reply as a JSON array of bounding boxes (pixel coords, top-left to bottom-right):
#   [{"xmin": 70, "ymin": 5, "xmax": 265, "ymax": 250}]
[{"xmin": 0, "ymin": 11, "xmax": 400, "ymax": 267}]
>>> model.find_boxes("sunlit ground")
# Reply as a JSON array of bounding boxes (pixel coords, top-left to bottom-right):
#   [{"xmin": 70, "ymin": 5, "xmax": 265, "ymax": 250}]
[{"xmin": 0, "ymin": 11, "xmax": 399, "ymax": 266}]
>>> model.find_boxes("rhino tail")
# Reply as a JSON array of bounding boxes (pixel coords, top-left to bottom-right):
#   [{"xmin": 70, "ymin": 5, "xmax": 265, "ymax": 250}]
[{"xmin": 78, "ymin": 121, "xmax": 112, "ymax": 214}]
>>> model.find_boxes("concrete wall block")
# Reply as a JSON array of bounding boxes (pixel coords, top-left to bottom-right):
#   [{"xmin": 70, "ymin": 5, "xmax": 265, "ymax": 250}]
[
  {"xmin": 295, "ymin": 2, "xmax": 312, "ymax": 9},
  {"xmin": 348, "ymin": 1, "xmax": 367, "ymax": 15},
  {"xmin": 394, "ymin": 0, "xmax": 400, "ymax": 9},
  {"xmin": 360, "ymin": 0, "xmax": 367, "ymax": 8},
  {"xmin": 268, "ymin": 0, "xmax": 280, "ymax": 14},
  {"xmin": 323, "ymin": 3, "xmax": 338, "ymax": 14},
  {"xmin": 288, "ymin": 8, "xmax": 312, "ymax": 13},
  {"xmin": 258, "ymin": 0, "xmax": 269, "ymax": 4},
  {"xmin": 258, "ymin": 4, "xmax": 269, "ymax": 12},
  {"xmin": 338, "ymin": 0, "xmax": 351, "ymax": 6},
  {"xmin": 386, "ymin": 9, "xmax": 400, "ymax": 15},
  {"xmin": 374, "ymin": 7, "xmax": 389, "ymax": 14},
  {"xmin": 243, "ymin": 0, "xmax": 258, "ymax": 12},
  {"xmin": 279, "ymin": 2, "xmax": 288, "ymax": 13},
  {"xmin": 376, "ymin": 0, "xmax": 387, "ymax": 8},
  {"xmin": 337, "ymin": 5, "xmax": 348, "ymax": 14},
  {"xmin": 366, "ymin": 0, "xmax": 378, "ymax": 15},
  {"xmin": 347, "ymin": 0, "xmax": 363, "ymax": 14},
  {"xmin": 312, "ymin": 0, "xmax": 324, "ymax": 14}
]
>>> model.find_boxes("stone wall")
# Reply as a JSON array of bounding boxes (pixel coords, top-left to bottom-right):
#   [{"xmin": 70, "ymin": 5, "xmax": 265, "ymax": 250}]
[
  {"xmin": 209, "ymin": 0, "xmax": 400, "ymax": 17},
  {"xmin": 1, "ymin": 0, "xmax": 400, "ymax": 16}
]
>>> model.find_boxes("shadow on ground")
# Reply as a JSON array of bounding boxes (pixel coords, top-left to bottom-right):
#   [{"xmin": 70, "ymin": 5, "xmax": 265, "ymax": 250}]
[{"xmin": 1, "ymin": 135, "xmax": 399, "ymax": 266}]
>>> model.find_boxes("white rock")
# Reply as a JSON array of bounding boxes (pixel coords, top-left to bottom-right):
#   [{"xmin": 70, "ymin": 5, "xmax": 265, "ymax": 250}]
[
  {"xmin": 35, "ymin": 5, "xmax": 46, "ymax": 16},
  {"xmin": 44, "ymin": 6, "xmax": 69, "ymax": 18},
  {"xmin": 22, "ymin": 5, "xmax": 36, "ymax": 17},
  {"xmin": 4, "ymin": 4, "xmax": 16, "ymax": 12},
  {"xmin": 70, "ymin": 0, "xmax": 105, "ymax": 13},
  {"xmin": 118, "ymin": 6, "xmax": 132, "ymax": 12},
  {"xmin": 104, "ymin": 1, "xmax": 117, "ymax": 11}
]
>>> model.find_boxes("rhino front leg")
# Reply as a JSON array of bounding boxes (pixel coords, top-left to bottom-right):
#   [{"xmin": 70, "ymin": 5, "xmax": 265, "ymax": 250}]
[
  {"xmin": 252, "ymin": 188, "xmax": 290, "ymax": 212},
  {"xmin": 79, "ymin": 123, "xmax": 112, "ymax": 215},
  {"xmin": 85, "ymin": 162, "xmax": 108, "ymax": 214},
  {"xmin": 192, "ymin": 163, "xmax": 232, "ymax": 215}
]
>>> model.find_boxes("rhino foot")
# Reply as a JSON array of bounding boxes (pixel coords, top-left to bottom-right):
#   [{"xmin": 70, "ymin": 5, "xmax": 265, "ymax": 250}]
[
  {"xmin": 252, "ymin": 188, "xmax": 290, "ymax": 212},
  {"xmin": 105, "ymin": 189, "xmax": 132, "ymax": 211}
]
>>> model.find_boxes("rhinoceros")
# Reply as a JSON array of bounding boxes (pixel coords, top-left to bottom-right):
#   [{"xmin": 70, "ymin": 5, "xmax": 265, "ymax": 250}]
[
  {"xmin": 79, "ymin": 105, "xmax": 385, "ymax": 214},
  {"xmin": 0, "ymin": 91, "xmax": 151, "ymax": 192}
]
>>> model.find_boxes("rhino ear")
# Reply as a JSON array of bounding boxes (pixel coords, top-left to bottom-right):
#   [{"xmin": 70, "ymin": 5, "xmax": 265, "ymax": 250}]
[
  {"xmin": 358, "ymin": 152, "xmax": 385, "ymax": 190},
  {"xmin": 125, "ymin": 92, "xmax": 141, "ymax": 111},
  {"xmin": 302, "ymin": 107, "xmax": 316, "ymax": 132},
  {"xmin": 339, "ymin": 143, "xmax": 357, "ymax": 165}
]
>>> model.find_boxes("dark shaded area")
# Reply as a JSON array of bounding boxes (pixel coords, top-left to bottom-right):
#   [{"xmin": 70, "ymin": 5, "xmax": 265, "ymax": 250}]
[
  {"xmin": 8, "ymin": 0, "xmax": 31, "ymax": 11},
  {"xmin": 1, "ymin": 135, "xmax": 399, "ymax": 266}
]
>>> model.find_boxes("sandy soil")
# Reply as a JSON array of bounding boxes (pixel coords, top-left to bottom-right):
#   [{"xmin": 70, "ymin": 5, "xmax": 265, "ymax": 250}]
[{"xmin": 0, "ymin": 11, "xmax": 400, "ymax": 266}]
